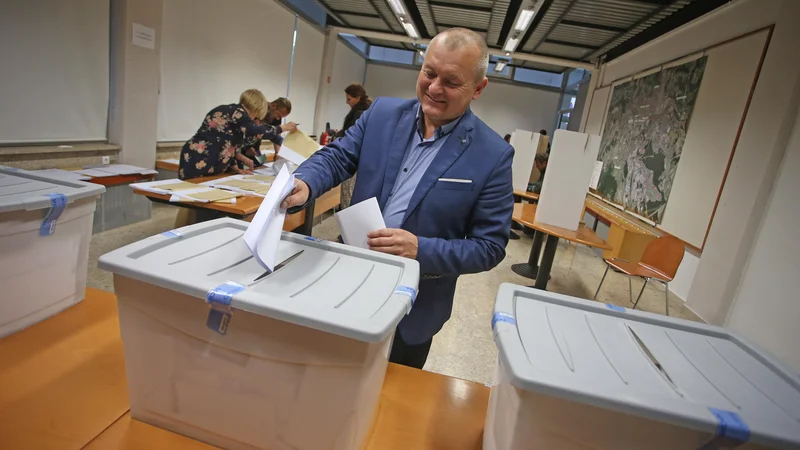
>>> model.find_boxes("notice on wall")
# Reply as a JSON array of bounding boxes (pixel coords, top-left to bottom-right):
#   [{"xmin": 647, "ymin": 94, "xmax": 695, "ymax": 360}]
[
  {"xmin": 589, "ymin": 161, "xmax": 603, "ymax": 190},
  {"xmin": 132, "ymin": 23, "xmax": 156, "ymax": 50}
]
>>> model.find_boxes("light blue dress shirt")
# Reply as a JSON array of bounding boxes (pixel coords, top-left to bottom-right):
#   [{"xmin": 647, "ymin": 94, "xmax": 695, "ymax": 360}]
[{"xmin": 382, "ymin": 107, "xmax": 462, "ymax": 229}]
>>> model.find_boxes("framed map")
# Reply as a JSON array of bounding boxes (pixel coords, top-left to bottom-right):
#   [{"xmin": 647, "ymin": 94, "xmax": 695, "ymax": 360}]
[{"xmin": 596, "ymin": 56, "xmax": 707, "ymax": 223}]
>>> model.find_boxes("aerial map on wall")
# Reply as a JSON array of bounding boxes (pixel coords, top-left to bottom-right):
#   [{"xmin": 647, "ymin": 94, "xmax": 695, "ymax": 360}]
[{"xmin": 596, "ymin": 56, "xmax": 708, "ymax": 224}]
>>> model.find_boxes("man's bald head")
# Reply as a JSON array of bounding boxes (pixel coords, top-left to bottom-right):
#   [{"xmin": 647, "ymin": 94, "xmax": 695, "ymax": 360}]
[{"xmin": 427, "ymin": 28, "xmax": 490, "ymax": 82}]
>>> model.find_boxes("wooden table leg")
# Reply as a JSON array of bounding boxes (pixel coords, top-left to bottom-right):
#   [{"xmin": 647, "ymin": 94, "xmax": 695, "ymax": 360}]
[
  {"xmin": 511, "ymin": 230, "xmax": 544, "ymax": 279},
  {"xmin": 534, "ymin": 234, "xmax": 559, "ymax": 290}
]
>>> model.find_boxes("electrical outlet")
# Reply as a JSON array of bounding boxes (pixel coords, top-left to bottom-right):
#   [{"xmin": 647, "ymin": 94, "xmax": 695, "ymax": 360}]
[{"xmin": 102, "ymin": 156, "xmax": 110, "ymax": 164}]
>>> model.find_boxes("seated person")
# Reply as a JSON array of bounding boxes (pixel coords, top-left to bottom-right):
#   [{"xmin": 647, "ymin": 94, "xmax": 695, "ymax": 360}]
[
  {"xmin": 242, "ymin": 97, "xmax": 293, "ymax": 167},
  {"xmin": 528, "ymin": 153, "xmax": 548, "ymax": 194},
  {"xmin": 178, "ymin": 90, "xmax": 296, "ymax": 180}
]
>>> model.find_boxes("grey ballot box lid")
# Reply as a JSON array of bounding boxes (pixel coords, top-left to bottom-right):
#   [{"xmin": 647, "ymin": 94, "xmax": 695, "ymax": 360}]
[
  {"xmin": 0, "ymin": 166, "xmax": 105, "ymax": 213},
  {"xmin": 99, "ymin": 218, "xmax": 420, "ymax": 343},
  {"xmin": 492, "ymin": 283, "xmax": 800, "ymax": 449}
]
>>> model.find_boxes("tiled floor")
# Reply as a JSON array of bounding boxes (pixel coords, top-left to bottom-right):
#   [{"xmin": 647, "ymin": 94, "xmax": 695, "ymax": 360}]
[{"xmin": 88, "ymin": 203, "xmax": 702, "ymax": 384}]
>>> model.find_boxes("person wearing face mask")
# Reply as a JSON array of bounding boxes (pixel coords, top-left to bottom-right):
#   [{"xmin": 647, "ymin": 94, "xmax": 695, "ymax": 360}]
[
  {"xmin": 336, "ymin": 84, "xmax": 373, "ymax": 209},
  {"xmin": 178, "ymin": 89, "xmax": 297, "ymax": 180},
  {"xmin": 281, "ymin": 28, "xmax": 514, "ymax": 370}
]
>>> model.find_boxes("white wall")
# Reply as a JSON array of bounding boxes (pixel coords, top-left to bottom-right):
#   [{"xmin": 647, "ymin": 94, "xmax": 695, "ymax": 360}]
[
  {"xmin": 728, "ymin": 99, "xmax": 800, "ymax": 372},
  {"xmin": 157, "ymin": 0, "xmax": 295, "ymax": 141},
  {"xmin": 289, "ymin": 19, "xmax": 324, "ymax": 133},
  {"xmin": 364, "ymin": 63, "xmax": 560, "ymax": 138},
  {"xmin": 325, "ymin": 42, "xmax": 367, "ymax": 132},
  {"xmin": 689, "ymin": 0, "xmax": 800, "ymax": 325}
]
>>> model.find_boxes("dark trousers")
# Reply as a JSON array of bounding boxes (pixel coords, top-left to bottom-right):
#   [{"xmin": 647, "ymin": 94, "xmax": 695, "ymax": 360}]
[{"xmin": 389, "ymin": 330, "xmax": 433, "ymax": 370}]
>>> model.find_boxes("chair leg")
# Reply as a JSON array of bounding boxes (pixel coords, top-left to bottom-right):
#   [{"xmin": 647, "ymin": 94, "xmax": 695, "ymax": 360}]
[
  {"xmin": 628, "ymin": 276, "xmax": 633, "ymax": 305},
  {"xmin": 664, "ymin": 282, "xmax": 670, "ymax": 316},
  {"xmin": 632, "ymin": 277, "xmax": 649, "ymax": 310},
  {"xmin": 593, "ymin": 264, "xmax": 610, "ymax": 300}
]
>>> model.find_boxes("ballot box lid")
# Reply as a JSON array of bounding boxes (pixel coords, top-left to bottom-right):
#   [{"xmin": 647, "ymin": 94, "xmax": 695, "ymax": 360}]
[
  {"xmin": 0, "ymin": 166, "xmax": 105, "ymax": 213},
  {"xmin": 99, "ymin": 218, "xmax": 420, "ymax": 343},
  {"xmin": 491, "ymin": 283, "xmax": 800, "ymax": 448}
]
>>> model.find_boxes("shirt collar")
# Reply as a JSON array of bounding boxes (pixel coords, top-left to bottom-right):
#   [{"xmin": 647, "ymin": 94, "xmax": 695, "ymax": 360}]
[{"xmin": 415, "ymin": 105, "xmax": 463, "ymax": 140}]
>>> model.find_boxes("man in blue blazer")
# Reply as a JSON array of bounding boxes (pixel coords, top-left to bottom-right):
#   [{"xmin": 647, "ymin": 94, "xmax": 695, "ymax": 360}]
[{"xmin": 283, "ymin": 28, "xmax": 514, "ymax": 369}]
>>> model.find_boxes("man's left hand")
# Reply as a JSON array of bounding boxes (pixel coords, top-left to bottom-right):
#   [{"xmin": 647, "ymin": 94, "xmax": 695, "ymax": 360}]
[{"xmin": 367, "ymin": 228, "xmax": 418, "ymax": 259}]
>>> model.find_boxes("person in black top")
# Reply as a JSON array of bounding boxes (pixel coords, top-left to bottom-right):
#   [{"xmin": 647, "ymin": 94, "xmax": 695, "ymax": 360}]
[
  {"xmin": 529, "ymin": 153, "xmax": 548, "ymax": 194},
  {"xmin": 504, "ymin": 133, "xmax": 511, "ymax": 143},
  {"xmin": 337, "ymin": 84, "xmax": 373, "ymax": 209}
]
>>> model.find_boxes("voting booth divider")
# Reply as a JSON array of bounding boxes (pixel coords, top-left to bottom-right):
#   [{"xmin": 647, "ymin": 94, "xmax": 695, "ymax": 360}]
[
  {"xmin": 99, "ymin": 218, "xmax": 420, "ymax": 450},
  {"xmin": 510, "ymin": 130, "xmax": 548, "ymax": 193},
  {"xmin": 0, "ymin": 167, "xmax": 104, "ymax": 338}
]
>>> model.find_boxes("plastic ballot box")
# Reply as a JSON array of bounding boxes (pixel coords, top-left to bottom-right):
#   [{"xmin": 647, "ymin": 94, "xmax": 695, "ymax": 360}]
[
  {"xmin": 99, "ymin": 218, "xmax": 420, "ymax": 450},
  {"xmin": 0, "ymin": 166, "xmax": 104, "ymax": 338},
  {"xmin": 484, "ymin": 283, "xmax": 800, "ymax": 450}
]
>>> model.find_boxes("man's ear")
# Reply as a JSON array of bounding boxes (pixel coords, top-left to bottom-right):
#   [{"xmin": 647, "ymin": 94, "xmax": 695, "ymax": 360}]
[{"xmin": 472, "ymin": 77, "xmax": 489, "ymax": 100}]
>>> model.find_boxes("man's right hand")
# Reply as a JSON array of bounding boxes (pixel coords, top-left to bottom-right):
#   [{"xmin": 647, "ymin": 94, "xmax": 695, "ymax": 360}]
[
  {"xmin": 281, "ymin": 122, "xmax": 298, "ymax": 133},
  {"xmin": 281, "ymin": 179, "xmax": 310, "ymax": 209}
]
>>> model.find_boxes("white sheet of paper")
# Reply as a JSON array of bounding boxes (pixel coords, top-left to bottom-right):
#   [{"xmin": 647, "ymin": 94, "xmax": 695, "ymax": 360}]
[
  {"xmin": 34, "ymin": 169, "xmax": 91, "ymax": 181},
  {"xmin": 589, "ymin": 161, "xmax": 603, "ymax": 190},
  {"xmin": 132, "ymin": 23, "xmax": 155, "ymax": 50},
  {"xmin": 74, "ymin": 168, "xmax": 116, "ymax": 177},
  {"xmin": 335, "ymin": 197, "xmax": 386, "ymax": 249},
  {"xmin": 277, "ymin": 145, "xmax": 307, "ymax": 165},
  {"xmin": 242, "ymin": 165, "xmax": 296, "ymax": 271},
  {"xmin": 161, "ymin": 158, "xmax": 180, "ymax": 165}
]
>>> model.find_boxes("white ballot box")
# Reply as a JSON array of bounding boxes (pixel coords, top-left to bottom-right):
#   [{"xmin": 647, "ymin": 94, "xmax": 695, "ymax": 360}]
[
  {"xmin": 99, "ymin": 218, "xmax": 420, "ymax": 450},
  {"xmin": 0, "ymin": 166, "xmax": 104, "ymax": 338},
  {"xmin": 485, "ymin": 283, "xmax": 800, "ymax": 450}
]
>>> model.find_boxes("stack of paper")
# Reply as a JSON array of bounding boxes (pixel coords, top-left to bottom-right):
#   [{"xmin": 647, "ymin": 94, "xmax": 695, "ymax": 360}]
[
  {"xmin": 242, "ymin": 165, "xmax": 296, "ymax": 271},
  {"xmin": 335, "ymin": 197, "xmax": 386, "ymax": 250},
  {"xmin": 282, "ymin": 131, "xmax": 322, "ymax": 158},
  {"xmin": 75, "ymin": 164, "xmax": 158, "ymax": 177}
]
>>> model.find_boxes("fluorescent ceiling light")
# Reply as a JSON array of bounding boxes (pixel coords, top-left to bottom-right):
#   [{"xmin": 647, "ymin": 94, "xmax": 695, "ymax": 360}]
[
  {"xmin": 503, "ymin": 36, "xmax": 520, "ymax": 53},
  {"xmin": 513, "ymin": 9, "xmax": 536, "ymax": 32},
  {"xmin": 387, "ymin": 0, "xmax": 406, "ymax": 16},
  {"xmin": 494, "ymin": 61, "xmax": 507, "ymax": 72},
  {"xmin": 403, "ymin": 22, "xmax": 419, "ymax": 39}
]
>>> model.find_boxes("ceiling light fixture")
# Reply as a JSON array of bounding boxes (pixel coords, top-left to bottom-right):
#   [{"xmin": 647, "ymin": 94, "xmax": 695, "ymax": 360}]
[
  {"xmin": 503, "ymin": 36, "xmax": 520, "ymax": 53},
  {"xmin": 403, "ymin": 22, "xmax": 419, "ymax": 39},
  {"xmin": 513, "ymin": 9, "xmax": 536, "ymax": 32},
  {"xmin": 386, "ymin": 0, "xmax": 406, "ymax": 16},
  {"xmin": 494, "ymin": 61, "xmax": 507, "ymax": 72}
]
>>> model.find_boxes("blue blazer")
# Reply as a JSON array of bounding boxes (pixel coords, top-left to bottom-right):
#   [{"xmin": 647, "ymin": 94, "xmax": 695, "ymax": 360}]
[{"xmin": 296, "ymin": 98, "xmax": 514, "ymax": 344}]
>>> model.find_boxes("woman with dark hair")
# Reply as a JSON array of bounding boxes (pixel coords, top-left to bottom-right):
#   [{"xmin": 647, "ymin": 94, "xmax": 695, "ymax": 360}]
[{"xmin": 337, "ymin": 83, "xmax": 372, "ymax": 209}]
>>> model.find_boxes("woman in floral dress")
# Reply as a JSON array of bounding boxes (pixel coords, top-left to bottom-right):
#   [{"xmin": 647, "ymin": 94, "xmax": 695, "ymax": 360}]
[{"xmin": 178, "ymin": 89, "xmax": 296, "ymax": 180}]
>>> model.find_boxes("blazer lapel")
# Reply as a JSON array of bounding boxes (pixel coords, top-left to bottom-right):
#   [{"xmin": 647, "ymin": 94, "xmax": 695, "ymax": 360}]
[
  {"xmin": 401, "ymin": 110, "xmax": 475, "ymax": 226},
  {"xmin": 378, "ymin": 104, "xmax": 417, "ymax": 209}
]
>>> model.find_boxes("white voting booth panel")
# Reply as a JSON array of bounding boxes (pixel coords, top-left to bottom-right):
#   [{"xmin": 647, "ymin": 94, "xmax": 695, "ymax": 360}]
[
  {"xmin": 0, "ymin": 166, "xmax": 104, "ymax": 338},
  {"xmin": 536, "ymin": 130, "xmax": 600, "ymax": 231},
  {"xmin": 484, "ymin": 283, "xmax": 800, "ymax": 450},
  {"xmin": 99, "ymin": 218, "xmax": 420, "ymax": 450}
]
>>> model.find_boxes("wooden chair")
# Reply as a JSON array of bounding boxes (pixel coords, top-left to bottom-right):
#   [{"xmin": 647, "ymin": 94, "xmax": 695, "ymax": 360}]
[{"xmin": 593, "ymin": 235, "xmax": 684, "ymax": 315}]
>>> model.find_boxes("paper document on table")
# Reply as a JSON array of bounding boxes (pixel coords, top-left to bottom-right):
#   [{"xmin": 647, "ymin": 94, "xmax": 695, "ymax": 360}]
[
  {"xmin": 278, "ymin": 145, "xmax": 307, "ymax": 166},
  {"xmin": 589, "ymin": 161, "xmax": 603, "ymax": 190},
  {"xmin": 335, "ymin": 197, "xmax": 386, "ymax": 250},
  {"xmin": 242, "ymin": 165, "xmax": 296, "ymax": 271},
  {"xmin": 74, "ymin": 168, "xmax": 116, "ymax": 178},
  {"xmin": 282, "ymin": 131, "xmax": 321, "ymax": 158}
]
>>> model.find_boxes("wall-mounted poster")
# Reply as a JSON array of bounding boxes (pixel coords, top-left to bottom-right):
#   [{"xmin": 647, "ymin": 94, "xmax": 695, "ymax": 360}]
[{"xmin": 596, "ymin": 56, "xmax": 707, "ymax": 223}]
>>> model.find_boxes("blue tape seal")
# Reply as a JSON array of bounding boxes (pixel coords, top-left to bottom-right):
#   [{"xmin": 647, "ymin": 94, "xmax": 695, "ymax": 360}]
[
  {"xmin": 394, "ymin": 286, "xmax": 417, "ymax": 305},
  {"xmin": 606, "ymin": 304, "xmax": 625, "ymax": 312},
  {"xmin": 699, "ymin": 408, "xmax": 750, "ymax": 449},
  {"xmin": 492, "ymin": 312, "xmax": 516, "ymax": 330},
  {"xmin": 205, "ymin": 281, "xmax": 245, "ymax": 335},
  {"xmin": 161, "ymin": 229, "xmax": 184, "ymax": 239},
  {"xmin": 40, "ymin": 193, "xmax": 67, "ymax": 236},
  {"xmin": 304, "ymin": 236, "xmax": 322, "ymax": 242}
]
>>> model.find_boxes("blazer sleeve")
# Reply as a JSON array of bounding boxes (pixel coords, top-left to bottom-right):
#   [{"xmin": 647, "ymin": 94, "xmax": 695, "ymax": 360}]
[
  {"xmin": 293, "ymin": 99, "xmax": 377, "ymax": 203},
  {"xmin": 415, "ymin": 144, "xmax": 514, "ymax": 276}
]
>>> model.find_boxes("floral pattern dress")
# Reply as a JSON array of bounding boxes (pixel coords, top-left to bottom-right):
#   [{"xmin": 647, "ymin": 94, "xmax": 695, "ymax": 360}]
[{"xmin": 178, "ymin": 104, "xmax": 282, "ymax": 180}]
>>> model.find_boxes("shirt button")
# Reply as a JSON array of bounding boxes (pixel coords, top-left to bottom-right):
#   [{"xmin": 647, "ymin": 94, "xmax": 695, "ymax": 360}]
[{"xmin": 403, "ymin": 168, "xmax": 408, "ymax": 172}]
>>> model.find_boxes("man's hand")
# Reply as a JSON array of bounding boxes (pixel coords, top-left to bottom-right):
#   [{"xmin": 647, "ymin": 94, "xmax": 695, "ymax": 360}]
[
  {"xmin": 230, "ymin": 165, "xmax": 253, "ymax": 175},
  {"xmin": 281, "ymin": 179, "xmax": 310, "ymax": 209},
  {"xmin": 274, "ymin": 144, "xmax": 281, "ymax": 158},
  {"xmin": 367, "ymin": 228, "xmax": 418, "ymax": 259},
  {"xmin": 281, "ymin": 122, "xmax": 298, "ymax": 133}
]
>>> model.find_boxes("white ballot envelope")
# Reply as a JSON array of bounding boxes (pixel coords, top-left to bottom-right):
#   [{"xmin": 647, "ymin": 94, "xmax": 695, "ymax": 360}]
[
  {"xmin": 335, "ymin": 197, "xmax": 386, "ymax": 250},
  {"xmin": 242, "ymin": 165, "xmax": 296, "ymax": 271}
]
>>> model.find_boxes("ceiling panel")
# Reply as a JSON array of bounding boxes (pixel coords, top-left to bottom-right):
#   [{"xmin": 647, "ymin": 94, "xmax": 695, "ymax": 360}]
[
  {"xmin": 536, "ymin": 42, "xmax": 591, "ymax": 60},
  {"xmin": 339, "ymin": 14, "xmax": 392, "ymax": 31}
]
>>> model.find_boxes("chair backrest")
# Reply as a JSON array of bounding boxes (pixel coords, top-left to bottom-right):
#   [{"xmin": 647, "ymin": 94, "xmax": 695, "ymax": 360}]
[{"xmin": 639, "ymin": 235, "xmax": 685, "ymax": 280}]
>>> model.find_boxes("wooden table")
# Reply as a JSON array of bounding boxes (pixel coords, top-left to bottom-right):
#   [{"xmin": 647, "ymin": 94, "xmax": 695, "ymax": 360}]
[
  {"xmin": 584, "ymin": 195, "xmax": 659, "ymax": 262},
  {"xmin": 134, "ymin": 174, "xmax": 341, "ymax": 235},
  {"xmin": 1, "ymin": 288, "xmax": 490, "ymax": 450},
  {"xmin": 511, "ymin": 203, "xmax": 612, "ymax": 289},
  {"xmin": 88, "ymin": 172, "xmax": 156, "ymax": 186},
  {"xmin": 513, "ymin": 189, "xmax": 539, "ymax": 202},
  {"xmin": 155, "ymin": 153, "xmax": 276, "ymax": 173}
]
